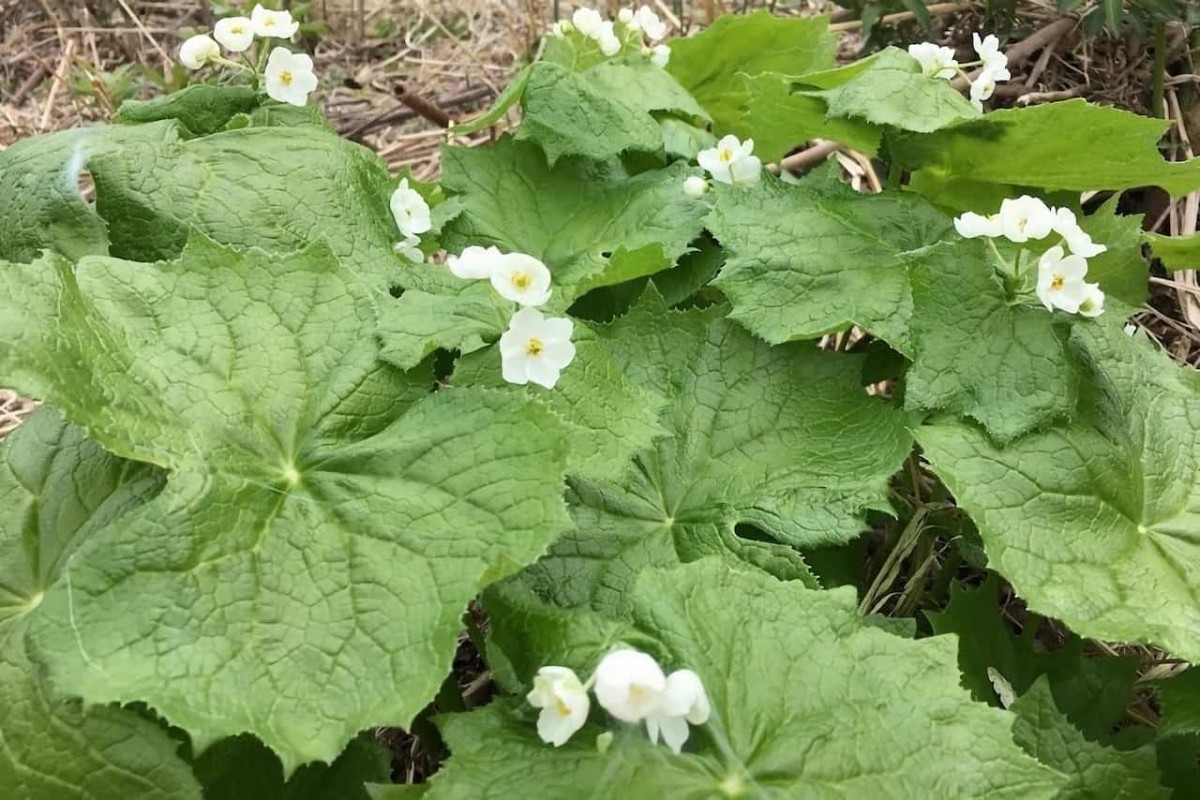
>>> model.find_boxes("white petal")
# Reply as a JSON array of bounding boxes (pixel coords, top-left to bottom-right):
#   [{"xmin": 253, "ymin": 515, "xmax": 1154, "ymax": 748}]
[
  {"xmin": 572, "ymin": 8, "xmax": 603, "ymax": 37},
  {"xmin": 1058, "ymin": 253, "xmax": 1089, "ymax": 281},
  {"xmin": 541, "ymin": 338, "xmax": 577, "ymax": 371},
  {"xmin": 715, "ymin": 134, "xmax": 743, "ymax": 153},
  {"xmin": 729, "ymin": 155, "xmax": 762, "ymax": 185},
  {"xmin": 447, "ymin": 245, "xmax": 501, "ymax": 280},
  {"xmin": 214, "ymin": 18, "xmax": 255, "ymax": 52},
  {"xmin": 179, "ymin": 35, "xmax": 219, "ymax": 70},
  {"xmin": 650, "ymin": 44, "xmax": 670, "ymax": 68},
  {"xmin": 594, "ymin": 649, "xmax": 666, "ymax": 723},
  {"xmin": 1078, "ymin": 283, "xmax": 1106, "ymax": 317},
  {"xmin": 658, "ymin": 715, "xmax": 691, "ymax": 754},
  {"xmin": 696, "ymin": 148, "xmax": 723, "ymax": 174},
  {"xmin": 661, "ymin": 669, "xmax": 710, "ymax": 723},
  {"xmin": 540, "ymin": 316, "xmax": 574, "ymax": 343},
  {"xmin": 500, "ymin": 351, "xmax": 530, "ymax": 385},
  {"xmin": 954, "ymin": 212, "xmax": 1002, "ymax": 239},
  {"xmin": 525, "ymin": 358, "xmax": 563, "ymax": 389}
]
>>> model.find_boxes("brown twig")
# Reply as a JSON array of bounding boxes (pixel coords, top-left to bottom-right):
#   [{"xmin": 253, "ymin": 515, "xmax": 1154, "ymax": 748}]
[
  {"xmin": 39, "ymin": 38, "xmax": 74, "ymax": 131},
  {"xmin": 343, "ymin": 85, "xmax": 493, "ymax": 139},
  {"xmin": 776, "ymin": 139, "xmax": 839, "ymax": 172},
  {"xmin": 10, "ymin": 63, "xmax": 48, "ymax": 106},
  {"xmin": 1017, "ymin": 85, "xmax": 1084, "ymax": 105}
]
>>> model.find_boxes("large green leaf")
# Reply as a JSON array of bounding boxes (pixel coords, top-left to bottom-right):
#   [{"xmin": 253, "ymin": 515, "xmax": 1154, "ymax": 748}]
[
  {"xmin": 191, "ymin": 733, "xmax": 390, "ymax": 799},
  {"xmin": 0, "ymin": 239, "xmax": 571, "ymax": 772},
  {"xmin": 666, "ymin": 12, "xmax": 836, "ymax": 138},
  {"xmin": 0, "ymin": 410, "xmax": 200, "ymax": 800},
  {"xmin": 708, "ymin": 175, "xmax": 953, "ymax": 353},
  {"xmin": 892, "ymin": 100, "xmax": 1200, "ymax": 196},
  {"xmin": 509, "ymin": 290, "xmax": 913, "ymax": 621},
  {"xmin": 427, "ymin": 560, "xmax": 1066, "ymax": 799},
  {"xmin": 377, "ymin": 280, "xmax": 512, "ymax": 370},
  {"xmin": 1146, "ymin": 232, "xmax": 1200, "ymax": 271},
  {"xmin": 1076, "ymin": 196, "xmax": 1148, "ymax": 307},
  {"xmin": 917, "ymin": 322, "xmax": 1200, "ymax": 662},
  {"xmin": 1158, "ymin": 668, "xmax": 1200, "ymax": 737},
  {"xmin": 114, "ymin": 84, "xmax": 262, "ymax": 137},
  {"xmin": 906, "ymin": 240, "xmax": 1080, "ymax": 443},
  {"xmin": 739, "ymin": 72, "xmax": 881, "ymax": 161}
]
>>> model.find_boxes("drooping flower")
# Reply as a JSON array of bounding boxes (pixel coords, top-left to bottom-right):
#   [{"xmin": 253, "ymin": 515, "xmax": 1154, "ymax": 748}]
[
  {"xmin": 954, "ymin": 211, "xmax": 1004, "ymax": 239},
  {"xmin": 179, "ymin": 34, "xmax": 220, "ymax": 70},
  {"xmin": 998, "ymin": 195, "xmax": 1055, "ymax": 243},
  {"xmin": 499, "ymin": 307, "xmax": 576, "ymax": 389},
  {"xmin": 447, "ymin": 245, "xmax": 502, "ymax": 280},
  {"xmin": 214, "ymin": 16, "xmax": 255, "ymax": 52},
  {"xmin": 491, "ymin": 253, "xmax": 552, "ymax": 306},
  {"xmin": 263, "ymin": 47, "xmax": 318, "ymax": 106},
  {"xmin": 682, "ymin": 175, "xmax": 708, "ymax": 199},
  {"xmin": 618, "ymin": 8, "xmax": 635, "ymax": 24},
  {"xmin": 1036, "ymin": 245, "xmax": 1090, "ymax": 313},
  {"xmin": 968, "ymin": 73, "xmax": 996, "ymax": 113},
  {"xmin": 597, "ymin": 21, "xmax": 621, "ymax": 56},
  {"xmin": 631, "ymin": 6, "xmax": 667, "ymax": 41},
  {"xmin": 644, "ymin": 669, "xmax": 711, "ymax": 754},
  {"xmin": 251, "ymin": 4, "xmax": 300, "ymax": 39},
  {"xmin": 526, "ymin": 666, "xmax": 590, "ymax": 747},
  {"xmin": 1051, "ymin": 208, "xmax": 1108, "ymax": 258},
  {"xmin": 389, "ymin": 179, "xmax": 432, "ymax": 239},
  {"xmin": 1078, "ymin": 282, "xmax": 1106, "ymax": 317},
  {"xmin": 972, "ymin": 33, "xmax": 1011, "ymax": 81},
  {"xmin": 697, "ymin": 135, "xmax": 762, "ymax": 186},
  {"xmin": 593, "ymin": 648, "xmax": 666, "ymax": 723},
  {"xmin": 394, "ymin": 235, "xmax": 423, "ymax": 264},
  {"xmin": 650, "ymin": 43, "xmax": 671, "ymax": 68},
  {"xmin": 572, "ymin": 7, "xmax": 604, "ymax": 38},
  {"xmin": 907, "ymin": 42, "xmax": 958, "ymax": 80}
]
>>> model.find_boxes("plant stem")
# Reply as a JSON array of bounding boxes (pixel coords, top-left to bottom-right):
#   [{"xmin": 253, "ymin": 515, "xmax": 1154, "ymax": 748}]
[{"xmin": 1152, "ymin": 22, "xmax": 1167, "ymax": 120}]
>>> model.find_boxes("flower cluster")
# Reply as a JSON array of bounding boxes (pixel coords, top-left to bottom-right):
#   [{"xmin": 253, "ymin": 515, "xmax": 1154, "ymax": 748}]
[
  {"xmin": 908, "ymin": 32, "xmax": 1011, "ymax": 112},
  {"xmin": 548, "ymin": 5, "xmax": 670, "ymax": 67},
  {"xmin": 955, "ymin": 196, "xmax": 1107, "ymax": 316},
  {"xmin": 390, "ymin": 179, "xmax": 431, "ymax": 263},
  {"xmin": 527, "ymin": 648, "xmax": 710, "ymax": 753},
  {"xmin": 692, "ymin": 135, "xmax": 762, "ymax": 191},
  {"xmin": 445, "ymin": 247, "xmax": 576, "ymax": 388},
  {"xmin": 178, "ymin": 5, "xmax": 317, "ymax": 107}
]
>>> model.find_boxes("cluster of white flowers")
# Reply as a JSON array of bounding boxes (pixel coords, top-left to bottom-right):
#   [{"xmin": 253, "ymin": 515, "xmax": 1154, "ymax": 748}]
[
  {"xmin": 390, "ymin": 179, "xmax": 432, "ymax": 263},
  {"xmin": 691, "ymin": 134, "xmax": 762, "ymax": 191},
  {"xmin": 527, "ymin": 648, "xmax": 710, "ymax": 752},
  {"xmin": 178, "ymin": 5, "xmax": 317, "ymax": 107},
  {"xmin": 908, "ymin": 32, "xmax": 1011, "ymax": 112},
  {"xmin": 445, "ymin": 247, "xmax": 576, "ymax": 388},
  {"xmin": 549, "ymin": 6, "xmax": 670, "ymax": 67},
  {"xmin": 955, "ymin": 196, "xmax": 1107, "ymax": 316}
]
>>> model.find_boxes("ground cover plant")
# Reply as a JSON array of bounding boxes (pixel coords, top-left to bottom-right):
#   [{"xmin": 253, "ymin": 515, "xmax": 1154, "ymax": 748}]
[{"xmin": 2, "ymin": 3, "xmax": 1200, "ymax": 797}]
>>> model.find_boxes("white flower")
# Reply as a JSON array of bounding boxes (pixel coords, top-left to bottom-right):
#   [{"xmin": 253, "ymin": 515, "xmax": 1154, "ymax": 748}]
[
  {"xmin": 618, "ymin": 8, "xmax": 634, "ymax": 24},
  {"xmin": 263, "ymin": 47, "xmax": 318, "ymax": 106},
  {"xmin": 499, "ymin": 307, "xmax": 576, "ymax": 389},
  {"xmin": 526, "ymin": 666, "xmax": 590, "ymax": 747},
  {"xmin": 251, "ymin": 4, "xmax": 299, "ymax": 39},
  {"xmin": 1037, "ymin": 245, "xmax": 1090, "ymax": 313},
  {"xmin": 447, "ymin": 245, "xmax": 502, "ymax": 280},
  {"xmin": 394, "ymin": 235, "xmax": 423, "ymax": 263},
  {"xmin": 1078, "ymin": 282, "xmax": 1106, "ymax": 317},
  {"xmin": 644, "ymin": 669, "xmax": 711, "ymax": 754},
  {"xmin": 972, "ymin": 33, "xmax": 1011, "ymax": 81},
  {"xmin": 214, "ymin": 16, "xmax": 255, "ymax": 52},
  {"xmin": 1051, "ymin": 208, "xmax": 1108, "ymax": 258},
  {"xmin": 650, "ymin": 44, "xmax": 671, "ymax": 68},
  {"xmin": 907, "ymin": 42, "xmax": 958, "ymax": 80},
  {"xmin": 572, "ymin": 8, "xmax": 604, "ymax": 38},
  {"xmin": 682, "ymin": 176, "xmax": 708, "ymax": 199},
  {"xmin": 698, "ymin": 135, "xmax": 762, "ymax": 186},
  {"xmin": 491, "ymin": 253, "xmax": 552, "ymax": 306},
  {"xmin": 549, "ymin": 21, "xmax": 566, "ymax": 38},
  {"xmin": 593, "ymin": 648, "xmax": 666, "ymax": 723},
  {"xmin": 968, "ymin": 73, "xmax": 996, "ymax": 112},
  {"xmin": 954, "ymin": 211, "xmax": 1003, "ymax": 239},
  {"xmin": 597, "ymin": 21, "xmax": 621, "ymax": 56},
  {"xmin": 999, "ymin": 195, "xmax": 1055, "ymax": 243},
  {"xmin": 179, "ymin": 34, "xmax": 220, "ymax": 70},
  {"xmin": 631, "ymin": 6, "xmax": 667, "ymax": 41},
  {"xmin": 389, "ymin": 179, "xmax": 432, "ymax": 239}
]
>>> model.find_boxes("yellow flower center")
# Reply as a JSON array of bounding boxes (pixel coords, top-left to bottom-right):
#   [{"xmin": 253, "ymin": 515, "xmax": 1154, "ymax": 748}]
[
  {"xmin": 1050, "ymin": 274, "xmax": 1064, "ymax": 291},
  {"xmin": 1017, "ymin": 217, "xmax": 1029, "ymax": 232},
  {"xmin": 525, "ymin": 338, "xmax": 544, "ymax": 357},
  {"xmin": 718, "ymin": 149, "xmax": 734, "ymax": 163},
  {"xmin": 280, "ymin": 69, "xmax": 293, "ymax": 86},
  {"xmin": 554, "ymin": 696, "xmax": 572, "ymax": 717},
  {"xmin": 265, "ymin": 15, "xmax": 277, "ymax": 26},
  {"xmin": 232, "ymin": 24, "xmax": 244, "ymax": 33},
  {"xmin": 511, "ymin": 272, "xmax": 531, "ymax": 290}
]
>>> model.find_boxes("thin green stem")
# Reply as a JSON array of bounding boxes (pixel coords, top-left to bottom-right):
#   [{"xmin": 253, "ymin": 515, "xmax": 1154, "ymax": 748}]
[{"xmin": 212, "ymin": 56, "xmax": 253, "ymax": 74}]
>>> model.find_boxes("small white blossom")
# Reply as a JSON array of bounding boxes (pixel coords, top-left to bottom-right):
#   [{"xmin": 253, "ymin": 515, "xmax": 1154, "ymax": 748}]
[
  {"xmin": 1078, "ymin": 282, "xmax": 1106, "ymax": 317},
  {"xmin": 644, "ymin": 669, "xmax": 711, "ymax": 754},
  {"xmin": 526, "ymin": 666, "xmax": 590, "ymax": 747},
  {"xmin": 597, "ymin": 21, "xmax": 621, "ymax": 56},
  {"xmin": 572, "ymin": 8, "xmax": 604, "ymax": 38},
  {"xmin": 593, "ymin": 648, "xmax": 666, "ymax": 723},
  {"xmin": 214, "ymin": 17, "xmax": 255, "ymax": 52},
  {"xmin": 650, "ymin": 43, "xmax": 671, "ymax": 68},
  {"xmin": 631, "ymin": 6, "xmax": 667, "ymax": 41},
  {"xmin": 972, "ymin": 33, "xmax": 1011, "ymax": 81},
  {"xmin": 251, "ymin": 4, "xmax": 300, "ymax": 39},
  {"xmin": 491, "ymin": 253, "xmax": 552, "ymax": 306},
  {"xmin": 999, "ymin": 195, "xmax": 1055, "ymax": 243},
  {"xmin": 968, "ymin": 73, "xmax": 996, "ymax": 112},
  {"xmin": 1051, "ymin": 208, "xmax": 1108, "ymax": 258},
  {"xmin": 954, "ymin": 211, "xmax": 1004, "ymax": 239},
  {"xmin": 499, "ymin": 307, "xmax": 576, "ymax": 389},
  {"xmin": 446, "ymin": 245, "xmax": 502, "ymax": 280},
  {"xmin": 179, "ymin": 34, "xmax": 220, "ymax": 70},
  {"xmin": 263, "ymin": 47, "xmax": 318, "ymax": 106},
  {"xmin": 907, "ymin": 42, "xmax": 958, "ymax": 80},
  {"xmin": 549, "ymin": 21, "xmax": 566, "ymax": 38},
  {"xmin": 393, "ymin": 235, "xmax": 423, "ymax": 263},
  {"xmin": 1037, "ymin": 245, "xmax": 1090, "ymax": 313},
  {"xmin": 389, "ymin": 179, "xmax": 432, "ymax": 238},
  {"xmin": 698, "ymin": 135, "xmax": 762, "ymax": 186},
  {"xmin": 618, "ymin": 8, "xmax": 635, "ymax": 24},
  {"xmin": 682, "ymin": 175, "xmax": 708, "ymax": 199}
]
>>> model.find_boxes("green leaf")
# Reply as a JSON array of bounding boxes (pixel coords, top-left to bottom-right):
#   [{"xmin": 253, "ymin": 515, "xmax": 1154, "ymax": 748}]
[
  {"xmin": 797, "ymin": 48, "xmax": 980, "ymax": 133},
  {"xmin": 115, "ymin": 84, "xmax": 262, "ymax": 137},
  {"xmin": 0, "ymin": 409, "xmax": 201, "ymax": 800},
  {"xmin": 440, "ymin": 138, "xmax": 708, "ymax": 302},
  {"xmin": 450, "ymin": 66, "xmax": 531, "ymax": 136},
  {"xmin": 0, "ymin": 240, "xmax": 571, "ymax": 771},
  {"xmin": 1076, "ymin": 196, "xmax": 1148, "ymax": 306},
  {"xmin": 739, "ymin": 72, "xmax": 881, "ymax": 161},
  {"xmin": 1159, "ymin": 668, "xmax": 1200, "ymax": 736},
  {"xmin": 1146, "ymin": 231, "xmax": 1200, "ymax": 271},
  {"xmin": 192, "ymin": 733, "xmax": 390, "ymax": 800},
  {"xmin": 892, "ymin": 100, "xmax": 1200, "ymax": 196},
  {"xmin": 428, "ymin": 561, "xmax": 1066, "ymax": 799},
  {"xmin": 377, "ymin": 281, "xmax": 512, "ymax": 370},
  {"xmin": 509, "ymin": 290, "xmax": 913, "ymax": 621},
  {"xmin": 1011, "ymin": 678, "xmax": 1169, "ymax": 799},
  {"xmin": 905, "ymin": 240, "xmax": 1080, "ymax": 443},
  {"xmin": 916, "ymin": 322, "xmax": 1200, "ymax": 662},
  {"xmin": 708, "ymin": 174, "xmax": 953, "ymax": 353},
  {"xmin": 667, "ymin": 11, "xmax": 836, "ymax": 138}
]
